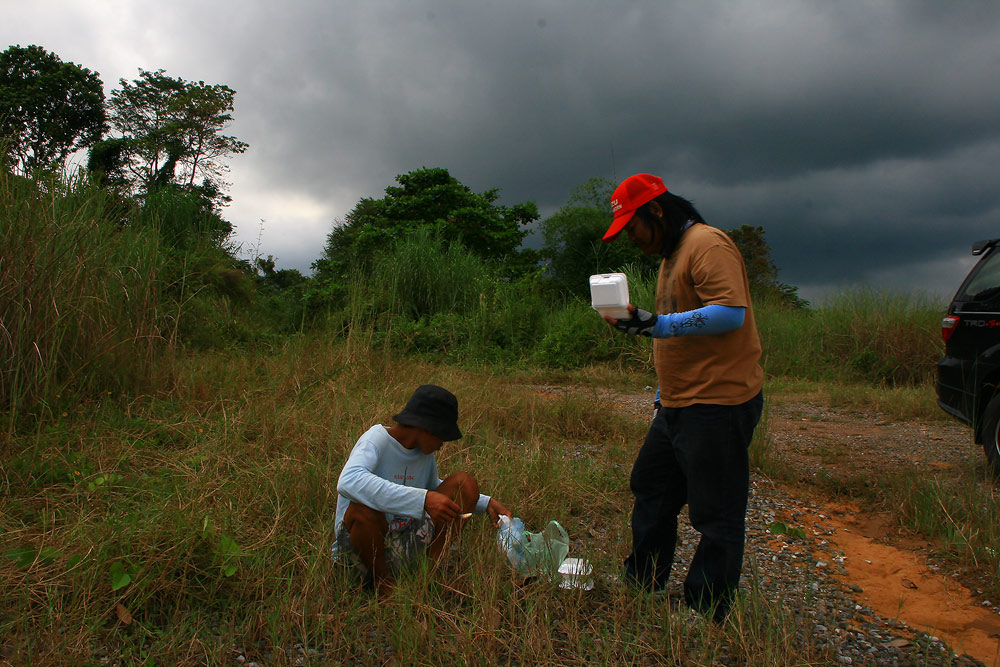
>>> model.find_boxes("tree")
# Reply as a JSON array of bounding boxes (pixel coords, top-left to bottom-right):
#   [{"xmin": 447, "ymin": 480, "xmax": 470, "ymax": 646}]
[
  {"xmin": 726, "ymin": 224, "xmax": 808, "ymax": 309},
  {"xmin": 539, "ymin": 177, "xmax": 658, "ymax": 297},
  {"xmin": 85, "ymin": 137, "xmax": 130, "ymax": 188},
  {"xmin": 726, "ymin": 225, "xmax": 779, "ymax": 292},
  {"xmin": 566, "ymin": 175, "xmax": 616, "ymax": 209},
  {"xmin": 314, "ymin": 167, "xmax": 539, "ymax": 292},
  {"xmin": 0, "ymin": 45, "xmax": 106, "ymax": 172},
  {"xmin": 105, "ymin": 69, "xmax": 247, "ymax": 196},
  {"xmin": 541, "ymin": 179, "xmax": 807, "ymax": 307}
]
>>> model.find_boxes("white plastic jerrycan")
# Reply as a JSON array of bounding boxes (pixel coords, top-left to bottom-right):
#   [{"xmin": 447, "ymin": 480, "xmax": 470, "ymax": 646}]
[{"xmin": 589, "ymin": 273, "xmax": 630, "ymax": 320}]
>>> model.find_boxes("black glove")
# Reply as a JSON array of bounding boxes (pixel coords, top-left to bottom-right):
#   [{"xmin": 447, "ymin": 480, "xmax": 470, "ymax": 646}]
[
  {"xmin": 614, "ymin": 308, "xmax": 656, "ymax": 337},
  {"xmin": 652, "ymin": 400, "xmax": 661, "ymax": 420}
]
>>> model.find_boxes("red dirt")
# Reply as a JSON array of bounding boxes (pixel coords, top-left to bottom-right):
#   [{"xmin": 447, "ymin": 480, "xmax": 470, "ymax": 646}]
[{"xmin": 768, "ymin": 401, "xmax": 1000, "ymax": 666}]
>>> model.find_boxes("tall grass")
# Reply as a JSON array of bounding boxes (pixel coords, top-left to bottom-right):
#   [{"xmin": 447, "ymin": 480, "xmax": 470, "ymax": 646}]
[
  {"xmin": 758, "ymin": 287, "xmax": 944, "ymax": 387},
  {"xmin": 877, "ymin": 464, "xmax": 1000, "ymax": 600},
  {"xmin": 610, "ymin": 266, "xmax": 946, "ymax": 389},
  {"xmin": 364, "ymin": 227, "xmax": 493, "ymax": 318},
  {"xmin": 0, "ymin": 169, "xmax": 166, "ymax": 431},
  {"xmin": 343, "ymin": 229, "xmax": 635, "ymax": 368},
  {"xmin": 0, "ymin": 337, "xmax": 831, "ymax": 665}
]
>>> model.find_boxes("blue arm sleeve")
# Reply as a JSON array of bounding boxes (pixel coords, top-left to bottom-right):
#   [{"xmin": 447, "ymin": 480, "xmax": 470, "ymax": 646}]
[{"xmin": 652, "ymin": 304, "xmax": 745, "ymax": 338}]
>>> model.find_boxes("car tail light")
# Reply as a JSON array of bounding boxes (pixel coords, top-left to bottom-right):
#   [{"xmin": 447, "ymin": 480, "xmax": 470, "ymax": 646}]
[{"xmin": 942, "ymin": 314, "xmax": 961, "ymax": 342}]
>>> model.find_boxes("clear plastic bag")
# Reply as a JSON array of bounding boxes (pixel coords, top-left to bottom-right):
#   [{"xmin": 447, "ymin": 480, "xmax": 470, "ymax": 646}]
[
  {"xmin": 497, "ymin": 516, "xmax": 569, "ymax": 577},
  {"xmin": 496, "ymin": 515, "xmax": 528, "ymax": 571}
]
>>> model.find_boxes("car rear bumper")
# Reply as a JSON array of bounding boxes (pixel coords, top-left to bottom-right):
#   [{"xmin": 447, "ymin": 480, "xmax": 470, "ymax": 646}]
[
  {"xmin": 937, "ymin": 398, "xmax": 971, "ymax": 426},
  {"xmin": 937, "ymin": 357, "xmax": 973, "ymax": 426}
]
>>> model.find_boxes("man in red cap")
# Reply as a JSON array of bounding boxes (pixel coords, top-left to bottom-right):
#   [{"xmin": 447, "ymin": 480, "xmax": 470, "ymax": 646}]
[{"xmin": 602, "ymin": 174, "xmax": 764, "ymax": 622}]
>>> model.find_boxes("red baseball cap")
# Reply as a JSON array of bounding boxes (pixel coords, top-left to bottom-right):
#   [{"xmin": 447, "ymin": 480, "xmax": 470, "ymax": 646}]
[{"xmin": 603, "ymin": 174, "xmax": 668, "ymax": 242}]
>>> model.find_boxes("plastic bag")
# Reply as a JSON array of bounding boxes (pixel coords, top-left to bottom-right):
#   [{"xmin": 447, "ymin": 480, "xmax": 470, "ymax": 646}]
[
  {"xmin": 496, "ymin": 515, "xmax": 529, "ymax": 572},
  {"xmin": 497, "ymin": 516, "xmax": 569, "ymax": 577}
]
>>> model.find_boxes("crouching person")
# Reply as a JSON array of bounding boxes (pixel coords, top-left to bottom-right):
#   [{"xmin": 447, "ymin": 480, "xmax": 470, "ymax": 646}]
[{"xmin": 332, "ymin": 384, "xmax": 512, "ymax": 594}]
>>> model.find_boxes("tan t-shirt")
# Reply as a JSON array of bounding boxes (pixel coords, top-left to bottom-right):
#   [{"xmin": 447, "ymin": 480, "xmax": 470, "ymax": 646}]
[{"xmin": 653, "ymin": 223, "xmax": 764, "ymax": 407}]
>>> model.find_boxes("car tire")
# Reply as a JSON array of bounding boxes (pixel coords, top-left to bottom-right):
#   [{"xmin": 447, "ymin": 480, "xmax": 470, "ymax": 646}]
[{"xmin": 981, "ymin": 394, "xmax": 1000, "ymax": 477}]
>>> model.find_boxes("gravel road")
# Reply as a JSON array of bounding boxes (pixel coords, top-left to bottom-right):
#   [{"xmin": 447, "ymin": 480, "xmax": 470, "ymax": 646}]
[
  {"xmin": 522, "ymin": 382, "xmax": 997, "ymax": 665},
  {"xmin": 625, "ymin": 387, "xmax": 996, "ymax": 666}
]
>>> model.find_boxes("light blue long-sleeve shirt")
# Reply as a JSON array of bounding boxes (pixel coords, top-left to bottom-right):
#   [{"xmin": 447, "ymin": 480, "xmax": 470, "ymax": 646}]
[{"xmin": 334, "ymin": 425, "xmax": 490, "ymax": 536}]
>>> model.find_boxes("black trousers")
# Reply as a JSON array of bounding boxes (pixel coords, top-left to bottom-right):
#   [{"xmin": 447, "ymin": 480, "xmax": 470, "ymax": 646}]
[{"xmin": 624, "ymin": 391, "xmax": 764, "ymax": 619}]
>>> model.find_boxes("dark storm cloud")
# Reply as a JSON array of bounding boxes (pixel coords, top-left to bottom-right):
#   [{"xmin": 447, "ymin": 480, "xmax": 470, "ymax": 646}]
[{"xmin": 6, "ymin": 0, "xmax": 1000, "ymax": 300}]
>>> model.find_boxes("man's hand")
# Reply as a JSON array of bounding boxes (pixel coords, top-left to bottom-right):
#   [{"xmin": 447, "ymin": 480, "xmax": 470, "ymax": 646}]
[
  {"xmin": 424, "ymin": 490, "xmax": 461, "ymax": 525},
  {"xmin": 604, "ymin": 304, "xmax": 656, "ymax": 337},
  {"xmin": 486, "ymin": 498, "xmax": 513, "ymax": 527}
]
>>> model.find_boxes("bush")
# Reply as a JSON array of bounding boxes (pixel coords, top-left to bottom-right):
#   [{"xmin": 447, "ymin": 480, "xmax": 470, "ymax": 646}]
[{"xmin": 532, "ymin": 300, "xmax": 625, "ymax": 369}]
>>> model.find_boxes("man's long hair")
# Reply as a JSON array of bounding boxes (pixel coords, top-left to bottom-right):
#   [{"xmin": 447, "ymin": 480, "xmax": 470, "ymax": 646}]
[{"xmin": 634, "ymin": 192, "xmax": 706, "ymax": 257}]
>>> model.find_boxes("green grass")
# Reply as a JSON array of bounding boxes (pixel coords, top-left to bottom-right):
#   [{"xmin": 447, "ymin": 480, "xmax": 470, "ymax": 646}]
[
  {"xmin": 757, "ymin": 287, "xmax": 945, "ymax": 387},
  {"xmin": 1, "ymin": 339, "xmax": 837, "ymax": 665}
]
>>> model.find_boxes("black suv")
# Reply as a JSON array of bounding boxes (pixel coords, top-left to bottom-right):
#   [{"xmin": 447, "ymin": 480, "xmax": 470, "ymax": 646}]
[{"xmin": 937, "ymin": 238, "xmax": 1000, "ymax": 475}]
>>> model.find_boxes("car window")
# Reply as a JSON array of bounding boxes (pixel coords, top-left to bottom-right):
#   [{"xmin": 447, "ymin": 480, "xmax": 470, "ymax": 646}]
[{"xmin": 961, "ymin": 249, "xmax": 1000, "ymax": 303}]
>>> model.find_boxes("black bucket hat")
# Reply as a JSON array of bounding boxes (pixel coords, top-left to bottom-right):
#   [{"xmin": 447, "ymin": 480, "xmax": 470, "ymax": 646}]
[{"xmin": 393, "ymin": 385, "xmax": 462, "ymax": 441}]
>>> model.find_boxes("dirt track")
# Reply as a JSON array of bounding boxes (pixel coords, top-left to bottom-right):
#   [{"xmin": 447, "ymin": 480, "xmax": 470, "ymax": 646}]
[
  {"xmin": 543, "ymin": 383, "xmax": 1000, "ymax": 665},
  {"xmin": 766, "ymin": 398, "xmax": 1000, "ymax": 665}
]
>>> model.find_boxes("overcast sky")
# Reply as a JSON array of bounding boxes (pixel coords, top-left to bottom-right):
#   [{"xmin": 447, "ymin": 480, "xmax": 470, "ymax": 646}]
[{"xmin": 7, "ymin": 0, "xmax": 1000, "ymax": 304}]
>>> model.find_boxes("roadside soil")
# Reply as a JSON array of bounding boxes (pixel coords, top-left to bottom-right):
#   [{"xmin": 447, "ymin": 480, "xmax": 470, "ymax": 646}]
[
  {"xmin": 764, "ymin": 397, "xmax": 1000, "ymax": 666},
  {"xmin": 542, "ymin": 384, "xmax": 1000, "ymax": 665}
]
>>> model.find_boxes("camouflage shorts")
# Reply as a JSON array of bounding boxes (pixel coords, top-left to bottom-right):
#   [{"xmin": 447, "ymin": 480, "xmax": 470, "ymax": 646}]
[{"xmin": 332, "ymin": 514, "xmax": 436, "ymax": 583}]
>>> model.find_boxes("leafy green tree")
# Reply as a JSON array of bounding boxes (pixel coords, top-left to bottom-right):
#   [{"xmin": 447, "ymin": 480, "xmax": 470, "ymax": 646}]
[
  {"xmin": 254, "ymin": 255, "xmax": 307, "ymax": 291},
  {"xmin": 565, "ymin": 175, "xmax": 616, "ymax": 209},
  {"xmin": 0, "ymin": 45, "xmax": 106, "ymax": 172},
  {"xmin": 541, "ymin": 178, "xmax": 806, "ymax": 307},
  {"xmin": 85, "ymin": 137, "xmax": 131, "ymax": 190},
  {"xmin": 540, "ymin": 177, "xmax": 658, "ymax": 298},
  {"xmin": 726, "ymin": 225, "xmax": 779, "ymax": 291},
  {"xmin": 106, "ymin": 69, "xmax": 247, "ymax": 196},
  {"xmin": 314, "ymin": 167, "xmax": 539, "ymax": 298},
  {"xmin": 726, "ymin": 224, "xmax": 808, "ymax": 309}
]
